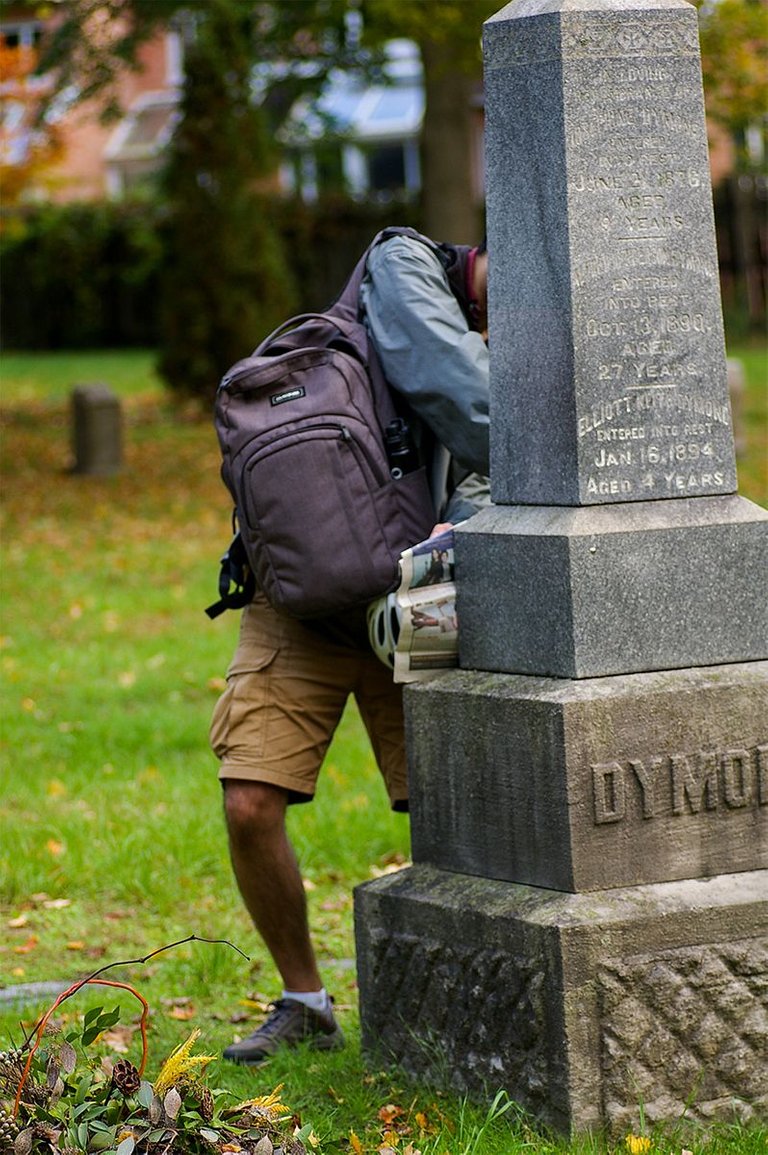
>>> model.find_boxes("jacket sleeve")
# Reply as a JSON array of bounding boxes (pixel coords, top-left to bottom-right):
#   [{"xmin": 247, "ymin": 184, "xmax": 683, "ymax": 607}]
[{"xmin": 360, "ymin": 236, "xmax": 490, "ymax": 476}]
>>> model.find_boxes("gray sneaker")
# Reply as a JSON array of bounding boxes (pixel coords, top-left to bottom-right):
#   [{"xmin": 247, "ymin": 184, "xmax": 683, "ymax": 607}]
[{"xmin": 222, "ymin": 998, "xmax": 345, "ymax": 1065}]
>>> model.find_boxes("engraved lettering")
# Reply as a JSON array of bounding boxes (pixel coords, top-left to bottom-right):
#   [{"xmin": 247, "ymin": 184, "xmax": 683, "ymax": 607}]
[
  {"xmin": 594, "ymin": 448, "xmax": 632, "ymax": 468},
  {"xmin": 630, "ymin": 757, "xmax": 663, "ymax": 818},
  {"xmin": 577, "ymin": 396, "xmax": 633, "ymax": 437},
  {"xmin": 662, "ymin": 470, "xmax": 725, "ymax": 491},
  {"xmin": 596, "ymin": 426, "xmax": 646, "ymax": 442},
  {"xmin": 591, "ymin": 745, "xmax": 767, "ymax": 824},
  {"xmin": 592, "ymin": 762, "xmax": 626, "ymax": 823},
  {"xmin": 759, "ymin": 745, "xmax": 768, "ymax": 806},
  {"xmin": 671, "ymin": 752, "xmax": 718, "ymax": 814},
  {"xmin": 722, "ymin": 749, "xmax": 752, "ymax": 808},
  {"xmin": 586, "ymin": 476, "xmax": 633, "ymax": 495}
]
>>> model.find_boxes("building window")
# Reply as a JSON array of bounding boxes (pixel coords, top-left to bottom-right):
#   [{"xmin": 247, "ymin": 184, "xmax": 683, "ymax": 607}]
[{"xmin": 0, "ymin": 22, "xmax": 43, "ymax": 50}]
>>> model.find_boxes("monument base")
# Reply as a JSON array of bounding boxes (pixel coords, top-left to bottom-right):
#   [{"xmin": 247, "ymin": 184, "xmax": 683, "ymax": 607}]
[
  {"xmin": 405, "ymin": 662, "xmax": 768, "ymax": 892},
  {"xmin": 354, "ymin": 865, "xmax": 768, "ymax": 1138},
  {"xmin": 455, "ymin": 496, "xmax": 768, "ymax": 678}
]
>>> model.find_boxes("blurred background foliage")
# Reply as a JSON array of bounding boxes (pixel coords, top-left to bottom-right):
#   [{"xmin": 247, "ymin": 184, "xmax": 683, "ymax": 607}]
[{"xmin": 0, "ymin": 0, "xmax": 765, "ymax": 402}]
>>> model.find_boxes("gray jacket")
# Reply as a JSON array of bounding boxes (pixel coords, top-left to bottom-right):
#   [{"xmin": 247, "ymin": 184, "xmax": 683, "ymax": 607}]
[{"xmin": 360, "ymin": 234, "xmax": 491, "ymax": 523}]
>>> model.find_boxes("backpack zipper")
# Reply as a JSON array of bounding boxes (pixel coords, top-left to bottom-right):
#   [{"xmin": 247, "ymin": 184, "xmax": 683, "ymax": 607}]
[{"xmin": 241, "ymin": 421, "xmax": 389, "ymax": 488}]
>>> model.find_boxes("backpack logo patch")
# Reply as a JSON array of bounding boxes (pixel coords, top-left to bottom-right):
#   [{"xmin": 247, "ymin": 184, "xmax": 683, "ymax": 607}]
[{"xmin": 270, "ymin": 387, "xmax": 305, "ymax": 406}]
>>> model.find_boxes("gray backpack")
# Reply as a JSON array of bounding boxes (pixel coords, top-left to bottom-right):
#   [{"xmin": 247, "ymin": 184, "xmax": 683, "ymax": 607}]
[{"xmin": 208, "ymin": 228, "xmax": 437, "ymax": 620}]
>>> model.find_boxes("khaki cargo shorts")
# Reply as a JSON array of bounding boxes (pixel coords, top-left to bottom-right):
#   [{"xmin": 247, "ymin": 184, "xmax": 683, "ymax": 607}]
[{"xmin": 210, "ymin": 594, "xmax": 407, "ymax": 808}]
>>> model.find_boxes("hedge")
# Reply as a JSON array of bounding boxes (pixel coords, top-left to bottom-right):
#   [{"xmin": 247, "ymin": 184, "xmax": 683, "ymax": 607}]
[{"xmin": 0, "ymin": 196, "xmax": 422, "ymax": 353}]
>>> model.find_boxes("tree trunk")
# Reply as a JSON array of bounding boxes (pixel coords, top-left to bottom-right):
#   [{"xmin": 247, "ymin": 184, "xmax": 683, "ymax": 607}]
[{"xmin": 420, "ymin": 36, "xmax": 483, "ymax": 244}]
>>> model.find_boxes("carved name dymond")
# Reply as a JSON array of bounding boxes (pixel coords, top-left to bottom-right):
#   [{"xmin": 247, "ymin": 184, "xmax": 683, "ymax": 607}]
[{"xmin": 592, "ymin": 744, "xmax": 768, "ymax": 824}]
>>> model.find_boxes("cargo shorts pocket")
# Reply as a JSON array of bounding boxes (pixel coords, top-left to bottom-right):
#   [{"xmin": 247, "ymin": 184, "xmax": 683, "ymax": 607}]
[{"xmin": 209, "ymin": 642, "xmax": 279, "ymax": 761}]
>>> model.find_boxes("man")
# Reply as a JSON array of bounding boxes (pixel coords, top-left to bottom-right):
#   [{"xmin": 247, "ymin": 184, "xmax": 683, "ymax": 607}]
[{"xmin": 210, "ymin": 230, "xmax": 489, "ymax": 1064}]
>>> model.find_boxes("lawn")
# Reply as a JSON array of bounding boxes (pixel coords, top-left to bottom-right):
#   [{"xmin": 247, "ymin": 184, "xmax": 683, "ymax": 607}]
[{"xmin": 1, "ymin": 347, "xmax": 766, "ymax": 1155}]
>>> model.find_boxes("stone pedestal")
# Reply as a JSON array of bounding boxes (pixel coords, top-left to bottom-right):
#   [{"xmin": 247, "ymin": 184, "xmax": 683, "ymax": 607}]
[
  {"xmin": 406, "ymin": 663, "xmax": 768, "ymax": 892},
  {"xmin": 355, "ymin": 867, "xmax": 768, "ymax": 1137},
  {"xmin": 456, "ymin": 497, "xmax": 768, "ymax": 678}
]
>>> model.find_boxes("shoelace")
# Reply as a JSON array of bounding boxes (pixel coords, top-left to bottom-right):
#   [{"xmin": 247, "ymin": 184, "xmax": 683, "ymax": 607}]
[{"xmin": 255, "ymin": 998, "xmax": 310, "ymax": 1037}]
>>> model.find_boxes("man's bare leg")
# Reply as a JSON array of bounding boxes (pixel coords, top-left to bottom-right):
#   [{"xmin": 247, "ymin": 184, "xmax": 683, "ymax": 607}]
[{"xmin": 223, "ymin": 779, "xmax": 322, "ymax": 992}]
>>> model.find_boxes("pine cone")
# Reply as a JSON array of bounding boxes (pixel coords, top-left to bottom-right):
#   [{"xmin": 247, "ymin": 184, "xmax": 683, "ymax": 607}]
[
  {"xmin": 111, "ymin": 1059, "xmax": 141, "ymax": 1097},
  {"xmin": 196, "ymin": 1086, "xmax": 215, "ymax": 1122}
]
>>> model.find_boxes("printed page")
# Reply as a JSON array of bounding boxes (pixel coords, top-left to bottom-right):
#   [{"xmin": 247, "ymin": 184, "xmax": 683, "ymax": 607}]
[{"xmin": 393, "ymin": 527, "xmax": 459, "ymax": 684}]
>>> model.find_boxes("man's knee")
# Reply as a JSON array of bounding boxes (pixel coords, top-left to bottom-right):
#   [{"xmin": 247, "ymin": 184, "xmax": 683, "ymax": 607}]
[{"xmin": 223, "ymin": 779, "xmax": 288, "ymax": 843}]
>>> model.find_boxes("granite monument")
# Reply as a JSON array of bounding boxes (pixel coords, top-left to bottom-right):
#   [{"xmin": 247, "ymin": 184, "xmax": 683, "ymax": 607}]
[{"xmin": 355, "ymin": 0, "xmax": 767, "ymax": 1137}]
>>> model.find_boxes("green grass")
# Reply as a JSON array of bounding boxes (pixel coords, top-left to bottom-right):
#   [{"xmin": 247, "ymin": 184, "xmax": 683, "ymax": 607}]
[
  {"xmin": 1, "ymin": 348, "xmax": 766, "ymax": 1154},
  {"xmin": 0, "ymin": 349, "xmax": 165, "ymax": 404}
]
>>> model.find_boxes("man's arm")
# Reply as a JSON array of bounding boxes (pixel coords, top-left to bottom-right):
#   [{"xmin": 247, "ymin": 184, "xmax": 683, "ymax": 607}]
[{"xmin": 361, "ymin": 236, "xmax": 490, "ymax": 476}]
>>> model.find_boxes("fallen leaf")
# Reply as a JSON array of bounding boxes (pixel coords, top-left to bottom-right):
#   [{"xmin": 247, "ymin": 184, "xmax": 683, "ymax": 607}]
[
  {"xmin": 349, "ymin": 1133, "xmax": 363, "ymax": 1155},
  {"xmin": 14, "ymin": 935, "xmax": 38, "ymax": 954},
  {"xmin": 168, "ymin": 1004, "xmax": 196, "ymax": 1020},
  {"xmin": 229, "ymin": 1011, "xmax": 252, "ymax": 1023},
  {"xmin": 378, "ymin": 1105, "xmax": 405, "ymax": 1125},
  {"xmin": 65, "ymin": 941, "xmax": 85, "ymax": 951},
  {"xmin": 44, "ymin": 898, "xmax": 72, "ymax": 909},
  {"xmin": 46, "ymin": 780, "xmax": 67, "ymax": 797},
  {"xmin": 7, "ymin": 915, "xmax": 28, "ymax": 929},
  {"xmin": 118, "ymin": 670, "xmax": 136, "ymax": 688},
  {"xmin": 415, "ymin": 1112, "xmax": 435, "ymax": 1134},
  {"xmin": 369, "ymin": 861, "xmax": 410, "ymax": 878},
  {"xmin": 46, "ymin": 839, "xmax": 64, "ymax": 857},
  {"xmin": 241, "ymin": 997, "xmax": 271, "ymax": 1012},
  {"xmin": 101, "ymin": 1025, "xmax": 137, "ymax": 1053}
]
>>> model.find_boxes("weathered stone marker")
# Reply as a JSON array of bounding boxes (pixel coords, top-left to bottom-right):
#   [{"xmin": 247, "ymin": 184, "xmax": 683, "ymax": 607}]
[
  {"xmin": 355, "ymin": 0, "xmax": 768, "ymax": 1137},
  {"xmin": 71, "ymin": 384, "xmax": 123, "ymax": 476}
]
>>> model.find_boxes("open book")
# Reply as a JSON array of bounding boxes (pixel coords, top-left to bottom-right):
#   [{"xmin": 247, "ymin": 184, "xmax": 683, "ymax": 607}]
[{"xmin": 393, "ymin": 525, "xmax": 460, "ymax": 684}]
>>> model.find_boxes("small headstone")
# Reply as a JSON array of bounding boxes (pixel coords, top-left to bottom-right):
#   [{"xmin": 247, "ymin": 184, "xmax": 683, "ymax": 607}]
[{"xmin": 71, "ymin": 384, "xmax": 123, "ymax": 476}]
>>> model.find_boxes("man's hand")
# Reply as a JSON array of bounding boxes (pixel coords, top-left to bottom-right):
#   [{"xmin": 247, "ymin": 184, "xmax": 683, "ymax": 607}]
[{"xmin": 429, "ymin": 522, "xmax": 453, "ymax": 538}]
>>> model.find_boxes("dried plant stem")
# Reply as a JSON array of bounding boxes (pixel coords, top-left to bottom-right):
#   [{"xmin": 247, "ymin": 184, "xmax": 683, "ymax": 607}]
[
  {"xmin": 12, "ymin": 934, "xmax": 248, "ymax": 1118},
  {"xmin": 14, "ymin": 978, "xmax": 149, "ymax": 1117}
]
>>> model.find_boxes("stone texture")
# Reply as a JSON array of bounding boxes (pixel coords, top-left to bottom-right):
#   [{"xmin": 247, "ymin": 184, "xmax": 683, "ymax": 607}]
[
  {"xmin": 406, "ymin": 662, "xmax": 768, "ymax": 891},
  {"xmin": 355, "ymin": 865, "xmax": 768, "ymax": 1137},
  {"xmin": 456, "ymin": 495, "xmax": 768, "ymax": 678},
  {"xmin": 484, "ymin": 0, "xmax": 736, "ymax": 505}
]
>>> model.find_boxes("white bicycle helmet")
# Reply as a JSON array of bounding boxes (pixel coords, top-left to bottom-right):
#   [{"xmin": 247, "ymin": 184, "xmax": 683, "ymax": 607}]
[{"xmin": 367, "ymin": 592, "xmax": 402, "ymax": 670}]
